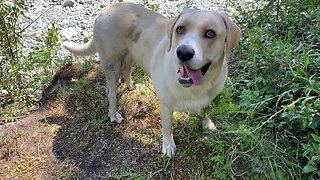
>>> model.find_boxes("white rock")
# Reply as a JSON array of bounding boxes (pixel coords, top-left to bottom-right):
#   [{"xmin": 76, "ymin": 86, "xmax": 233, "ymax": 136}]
[{"xmin": 60, "ymin": 27, "xmax": 78, "ymax": 41}]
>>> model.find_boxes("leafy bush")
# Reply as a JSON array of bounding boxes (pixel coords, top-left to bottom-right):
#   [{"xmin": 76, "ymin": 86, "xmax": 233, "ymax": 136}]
[
  {"xmin": 142, "ymin": 0, "xmax": 160, "ymax": 12},
  {"xmin": 0, "ymin": 0, "xmax": 27, "ymax": 107},
  {"xmin": 205, "ymin": 0, "xmax": 319, "ymax": 178},
  {"xmin": 0, "ymin": 0, "xmax": 70, "ymax": 123}
]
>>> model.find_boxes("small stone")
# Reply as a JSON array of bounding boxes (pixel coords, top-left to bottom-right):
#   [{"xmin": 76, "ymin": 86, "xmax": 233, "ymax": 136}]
[
  {"xmin": 63, "ymin": 1, "xmax": 75, "ymax": 8},
  {"xmin": 60, "ymin": 27, "xmax": 78, "ymax": 40},
  {"xmin": 75, "ymin": 0, "xmax": 85, "ymax": 4},
  {"xmin": 254, "ymin": 167, "xmax": 264, "ymax": 174},
  {"xmin": 42, "ymin": 2, "xmax": 49, "ymax": 8}
]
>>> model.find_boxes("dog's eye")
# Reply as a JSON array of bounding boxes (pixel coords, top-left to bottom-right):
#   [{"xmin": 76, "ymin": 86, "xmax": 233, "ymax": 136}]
[
  {"xmin": 176, "ymin": 26, "xmax": 185, "ymax": 34},
  {"xmin": 205, "ymin": 30, "xmax": 216, "ymax": 38}
]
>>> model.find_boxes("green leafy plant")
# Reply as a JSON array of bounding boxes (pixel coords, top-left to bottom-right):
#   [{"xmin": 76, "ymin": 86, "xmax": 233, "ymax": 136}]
[
  {"xmin": 0, "ymin": 1, "xmax": 69, "ymax": 123},
  {"xmin": 204, "ymin": 0, "xmax": 320, "ymax": 178},
  {"xmin": 132, "ymin": 67, "xmax": 150, "ymax": 85},
  {"xmin": 0, "ymin": 0, "xmax": 27, "ymax": 107},
  {"xmin": 142, "ymin": 0, "xmax": 160, "ymax": 12},
  {"xmin": 178, "ymin": 0, "xmax": 193, "ymax": 8}
]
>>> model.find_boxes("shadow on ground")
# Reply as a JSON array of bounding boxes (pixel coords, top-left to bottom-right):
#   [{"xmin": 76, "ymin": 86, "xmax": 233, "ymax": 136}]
[
  {"xmin": 1, "ymin": 62, "xmax": 213, "ymax": 179},
  {"xmin": 40, "ymin": 62, "xmax": 166, "ymax": 179}
]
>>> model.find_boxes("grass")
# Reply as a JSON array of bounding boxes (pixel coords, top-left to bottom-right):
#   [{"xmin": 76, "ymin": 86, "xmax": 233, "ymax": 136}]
[{"xmin": 37, "ymin": 62, "xmax": 223, "ymax": 179}]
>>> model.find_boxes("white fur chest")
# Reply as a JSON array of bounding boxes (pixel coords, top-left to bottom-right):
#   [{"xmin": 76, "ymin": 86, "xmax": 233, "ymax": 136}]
[{"xmin": 154, "ymin": 75, "xmax": 223, "ymax": 113}]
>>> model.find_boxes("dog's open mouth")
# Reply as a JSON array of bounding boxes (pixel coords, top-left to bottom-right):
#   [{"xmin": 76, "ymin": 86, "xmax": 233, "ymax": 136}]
[{"xmin": 178, "ymin": 63, "xmax": 211, "ymax": 87}]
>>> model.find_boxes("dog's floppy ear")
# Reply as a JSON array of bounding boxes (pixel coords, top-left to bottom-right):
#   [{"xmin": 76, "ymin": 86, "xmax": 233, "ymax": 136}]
[
  {"xmin": 220, "ymin": 13, "xmax": 241, "ymax": 61},
  {"xmin": 167, "ymin": 12, "xmax": 183, "ymax": 52}
]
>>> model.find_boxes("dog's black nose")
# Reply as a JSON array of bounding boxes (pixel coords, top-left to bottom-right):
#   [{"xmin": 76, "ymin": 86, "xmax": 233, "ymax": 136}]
[{"xmin": 176, "ymin": 45, "xmax": 195, "ymax": 62}]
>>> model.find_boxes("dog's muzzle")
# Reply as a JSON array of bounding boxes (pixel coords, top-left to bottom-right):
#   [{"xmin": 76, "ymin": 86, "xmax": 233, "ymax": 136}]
[{"xmin": 177, "ymin": 63, "xmax": 211, "ymax": 87}]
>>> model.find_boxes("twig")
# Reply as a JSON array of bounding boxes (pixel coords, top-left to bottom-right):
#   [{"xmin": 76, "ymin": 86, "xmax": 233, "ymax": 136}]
[
  {"xmin": 151, "ymin": 169, "xmax": 163, "ymax": 176},
  {"xmin": 275, "ymin": 90, "xmax": 291, "ymax": 110},
  {"xmin": 250, "ymin": 96, "xmax": 319, "ymax": 134},
  {"xmin": 250, "ymin": 108, "xmax": 285, "ymax": 134},
  {"xmin": 19, "ymin": 4, "xmax": 56, "ymax": 34},
  {"xmin": 37, "ymin": 133, "xmax": 42, "ymax": 155},
  {"xmin": 164, "ymin": 156, "xmax": 171, "ymax": 172}
]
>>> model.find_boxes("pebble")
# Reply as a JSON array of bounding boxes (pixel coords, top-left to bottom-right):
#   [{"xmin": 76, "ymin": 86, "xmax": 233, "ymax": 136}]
[
  {"xmin": 63, "ymin": 1, "xmax": 75, "ymax": 7},
  {"xmin": 19, "ymin": 0, "xmax": 243, "ymax": 58},
  {"xmin": 60, "ymin": 27, "xmax": 79, "ymax": 41}
]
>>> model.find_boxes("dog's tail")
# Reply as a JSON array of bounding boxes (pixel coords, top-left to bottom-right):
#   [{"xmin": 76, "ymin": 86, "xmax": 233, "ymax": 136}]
[{"xmin": 62, "ymin": 39, "xmax": 97, "ymax": 56}]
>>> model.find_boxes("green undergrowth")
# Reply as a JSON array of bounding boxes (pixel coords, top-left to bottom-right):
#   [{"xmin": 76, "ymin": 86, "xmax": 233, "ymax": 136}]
[
  {"xmin": 200, "ymin": 0, "xmax": 320, "ymax": 179},
  {"xmin": 0, "ymin": 0, "xmax": 70, "ymax": 124}
]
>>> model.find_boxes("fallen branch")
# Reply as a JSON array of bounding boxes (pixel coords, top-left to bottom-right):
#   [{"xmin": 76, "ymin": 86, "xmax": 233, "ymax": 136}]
[{"xmin": 19, "ymin": 4, "xmax": 56, "ymax": 34}]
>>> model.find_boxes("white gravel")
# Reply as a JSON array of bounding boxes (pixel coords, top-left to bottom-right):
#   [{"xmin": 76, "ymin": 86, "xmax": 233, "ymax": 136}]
[{"xmin": 19, "ymin": 0, "xmax": 239, "ymax": 58}]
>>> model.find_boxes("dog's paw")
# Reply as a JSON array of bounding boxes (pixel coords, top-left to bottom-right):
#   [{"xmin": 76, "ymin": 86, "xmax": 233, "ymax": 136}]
[
  {"xmin": 162, "ymin": 142, "xmax": 176, "ymax": 157},
  {"xmin": 202, "ymin": 118, "xmax": 217, "ymax": 131},
  {"xmin": 110, "ymin": 112, "xmax": 124, "ymax": 123}
]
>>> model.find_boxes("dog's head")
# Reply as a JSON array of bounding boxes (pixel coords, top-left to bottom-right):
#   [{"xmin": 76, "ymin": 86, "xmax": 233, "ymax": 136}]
[{"xmin": 167, "ymin": 9, "xmax": 241, "ymax": 87}]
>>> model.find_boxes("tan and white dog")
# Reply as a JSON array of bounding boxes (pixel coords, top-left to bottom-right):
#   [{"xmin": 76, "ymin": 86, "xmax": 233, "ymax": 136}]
[{"xmin": 63, "ymin": 2, "xmax": 241, "ymax": 157}]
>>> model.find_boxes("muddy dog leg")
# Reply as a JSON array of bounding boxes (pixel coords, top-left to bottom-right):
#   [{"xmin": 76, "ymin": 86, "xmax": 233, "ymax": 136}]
[
  {"xmin": 122, "ymin": 56, "xmax": 134, "ymax": 90},
  {"xmin": 100, "ymin": 52, "xmax": 123, "ymax": 123}
]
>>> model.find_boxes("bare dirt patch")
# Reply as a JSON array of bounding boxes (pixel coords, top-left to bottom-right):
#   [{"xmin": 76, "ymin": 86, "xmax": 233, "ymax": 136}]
[{"xmin": 0, "ymin": 109, "xmax": 59, "ymax": 179}]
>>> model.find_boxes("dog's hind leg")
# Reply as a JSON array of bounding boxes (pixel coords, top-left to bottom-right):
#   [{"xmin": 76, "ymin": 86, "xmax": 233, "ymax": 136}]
[
  {"xmin": 122, "ymin": 55, "xmax": 134, "ymax": 90},
  {"xmin": 100, "ymin": 52, "xmax": 124, "ymax": 123}
]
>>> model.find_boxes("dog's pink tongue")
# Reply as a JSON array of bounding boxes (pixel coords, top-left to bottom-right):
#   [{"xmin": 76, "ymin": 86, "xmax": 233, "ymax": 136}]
[{"xmin": 184, "ymin": 65, "xmax": 203, "ymax": 85}]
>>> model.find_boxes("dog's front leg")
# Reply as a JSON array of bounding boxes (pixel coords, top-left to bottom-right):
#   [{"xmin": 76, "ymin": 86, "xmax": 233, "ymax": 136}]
[{"xmin": 160, "ymin": 105, "xmax": 176, "ymax": 157}]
